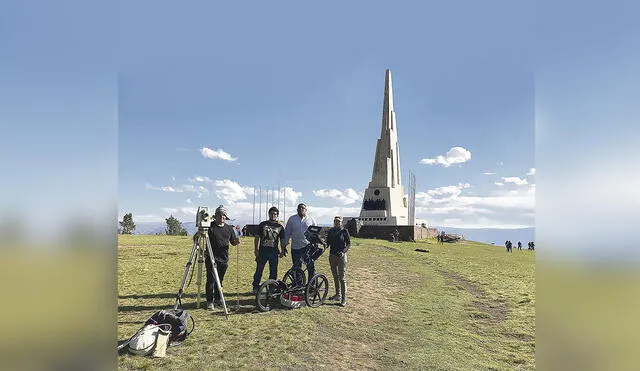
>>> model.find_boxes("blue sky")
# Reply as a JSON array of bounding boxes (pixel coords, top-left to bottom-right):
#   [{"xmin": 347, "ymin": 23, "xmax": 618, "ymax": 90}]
[
  {"xmin": 118, "ymin": 0, "xmax": 535, "ymax": 228},
  {"xmin": 1, "ymin": 3, "xmax": 639, "ymax": 368}
]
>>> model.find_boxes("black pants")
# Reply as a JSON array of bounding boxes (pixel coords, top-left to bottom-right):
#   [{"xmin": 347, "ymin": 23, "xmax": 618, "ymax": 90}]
[
  {"xmin": 252, "ymin": 246, "xmax": 279, "ymax": 290},
  {"xmin": 292, "ymin": 246, "xmax": 315, "ymax": 281},
  {"xmin": 205, "ymin": 255, "xmax": 228, "ymax": 302}
]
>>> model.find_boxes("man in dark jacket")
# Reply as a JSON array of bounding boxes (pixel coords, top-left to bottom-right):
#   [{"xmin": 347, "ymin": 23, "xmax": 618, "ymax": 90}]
[{"xmin": 325, "ymin": 216, "xmax": 350, "ymax": 306}]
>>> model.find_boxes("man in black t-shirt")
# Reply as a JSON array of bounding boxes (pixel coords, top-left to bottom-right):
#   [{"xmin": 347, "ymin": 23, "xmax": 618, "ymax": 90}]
[
  {"xmin": 252, "ymin": 206, "xmax": 287, "ymax": 294},
  {"xmin": 194, "ymin": 205, "xmax": 240, "ymax": 310}
]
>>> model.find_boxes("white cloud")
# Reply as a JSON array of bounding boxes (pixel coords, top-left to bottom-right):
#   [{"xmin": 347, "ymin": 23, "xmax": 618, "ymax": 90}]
[
  {"xmin": 497, "ymin": 161, "xmax": 504, "ymax": 166},
  {"xmin": 281, "ymin": 187, "xmax": 303, "ymax": 207},
  {"xmin": 140, "ymin": 175, "xmax": 535, "ymax": 229},
  {"xmin": 312, "ymin": 188, "xmax": 362, "ymax": 205},
  {"xmin": 495, "ymin": 182, "xmax": 504, "ymax": 186},
  {"xmin": 189, "ymin": 176, "xmax": 214, "ymax": 183},
  {"xmin": 145, "ymin": 183, "xmax": 184, "ymax": 193},
  {"xmin": 214, "ymin": 179, "xmax": 249, "ymax": 203},
  {"xmin": 414, "ymin": 181, "xmax": 535, "ymax": 228},
  {"xmin": 483, "ymin": 172, "xmax": 495, "ymax": 175},
  {"xmin": 502, "ymin": 177, "xmax": 528, "ymax": 186},
  {"xmin": 424, "ymin": 183, "xmax": 471, "ymax": 198},
  {"xmin": 420, "ymin": 146, "xmax": 471, "ymax": 167},
  {"xmin": 200, "ymin": 147, "xmax": 238, "ymax": 162},
  {"xmin": 527, "ymin": 168, "xmax": 536, "ymax": 176},
  {"xmin": 146, "ymin": 182, "xmax": 209, "ymax": 198},
  {"xmin": 143, "ymin": 180, "xmax": 309, "ymax": 224},
  {"xmin": 303, "ymin": 206, "xmax": 362, "ymax": 223}
]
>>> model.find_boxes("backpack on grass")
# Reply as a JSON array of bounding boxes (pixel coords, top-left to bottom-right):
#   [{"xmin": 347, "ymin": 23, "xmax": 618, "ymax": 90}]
[
  {"xmin": 144, "ymin": 309, "xmax": 195, "ymax": 345},
  {"xmin": 117, "ymin": 309, "xmax": 195, "ymax": 357},
  {"xmin": 126, "ymin": 323, "xmax": 172, "ymax": 356}
]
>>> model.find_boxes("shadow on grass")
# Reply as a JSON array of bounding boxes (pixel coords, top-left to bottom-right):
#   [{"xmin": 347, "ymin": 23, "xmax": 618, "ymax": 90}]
[
  {"xmin": 119, "ymin": 293, "xmax": 180, "ymax": 300},
  {"xmin": 119, "ymin": 292, "xmax": 342, "ymax": 314}
]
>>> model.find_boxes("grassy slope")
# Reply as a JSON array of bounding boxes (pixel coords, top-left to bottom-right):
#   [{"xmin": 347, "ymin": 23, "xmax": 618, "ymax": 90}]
[{"xmin": 118, "ymin": 235, "xmax": 534, "ymax": 370}]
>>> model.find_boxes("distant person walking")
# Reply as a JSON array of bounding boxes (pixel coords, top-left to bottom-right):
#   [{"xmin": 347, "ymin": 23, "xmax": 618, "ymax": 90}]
[
  {"xmin": 284, "ymin": 203, "xmax": 318, "ymax": 280},
  {"xmin": 251, "ymin": 207, "xmax": 286, "ymax": 294},
  {"xmin": 326, "ymin": 216, "xmax": 350, "ymax": 306},
  {"xmin": 517, "ymin": 241, "xmax": 522, "ymax": 251}
]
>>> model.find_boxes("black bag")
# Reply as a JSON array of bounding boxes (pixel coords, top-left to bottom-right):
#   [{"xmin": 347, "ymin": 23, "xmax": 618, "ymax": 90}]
[{"xmin": 144, "ymin": 309, "xmax": 194, "ymax": 344}]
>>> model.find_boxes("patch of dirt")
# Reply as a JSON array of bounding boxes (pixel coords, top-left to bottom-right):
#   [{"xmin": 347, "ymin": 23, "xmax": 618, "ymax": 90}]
[
  {"xmin": 439, "ymin": 270, "xmax": 509, "ymax": 324},
  {"xmin": 312, "ymin": 264, "xmax": 406, "ymax": 370},
  {"xmin": 340, "ymin": 266, "xmax": 402, "ymax": 326}
]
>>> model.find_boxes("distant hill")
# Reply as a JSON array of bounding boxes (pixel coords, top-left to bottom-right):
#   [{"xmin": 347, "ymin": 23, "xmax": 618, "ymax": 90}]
[
  {"xmin": 132, "ymin": 221, "xmax": 197, "ymax": 236},
  {"xmin": 433, "ymin": 226, "xmax": 534, "ymax": 246}
]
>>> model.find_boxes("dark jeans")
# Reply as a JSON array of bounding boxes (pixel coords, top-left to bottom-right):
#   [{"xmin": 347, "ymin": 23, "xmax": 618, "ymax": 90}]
[
  {"xmin": 252, "ymin": 246, "xmax": 279, "ymax": 290},
  {"xmin": 205, "ymin": 255, "xmax": 228, "ymax": 302},
  {"xmin": 292, "ymin": 246, "xmax": 315, "ymax": 281}
]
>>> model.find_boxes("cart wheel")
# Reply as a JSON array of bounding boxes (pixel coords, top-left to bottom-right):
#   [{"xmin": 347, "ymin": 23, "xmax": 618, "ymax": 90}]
[
  {"xmin": 256, "ymin": 279, "xmax": 280, "ymax": 312},
  {"xmin": 305, "ymin": 273, "xmax": 328, "ymax": 308},
  {"xmin": 283, "ymin": 267, "xmax": 306, "ymax": 288}
]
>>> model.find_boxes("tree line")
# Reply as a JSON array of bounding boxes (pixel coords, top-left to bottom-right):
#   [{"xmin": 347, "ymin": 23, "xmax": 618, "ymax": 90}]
[{"xmin": 118, "ymin": 213, "xmax": 188, "ymax": 236}]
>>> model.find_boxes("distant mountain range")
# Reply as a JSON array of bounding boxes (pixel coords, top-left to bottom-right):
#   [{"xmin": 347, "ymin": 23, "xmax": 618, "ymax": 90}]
[{"xmin": 130, "ymin": 222, "xmax": 534, "ymax": 246}]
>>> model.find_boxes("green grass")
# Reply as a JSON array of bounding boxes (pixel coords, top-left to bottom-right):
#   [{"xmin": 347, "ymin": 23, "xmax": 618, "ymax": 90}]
[{"xmin": 118, "ymin": 235, "xmax": 535, "ymax": 370}]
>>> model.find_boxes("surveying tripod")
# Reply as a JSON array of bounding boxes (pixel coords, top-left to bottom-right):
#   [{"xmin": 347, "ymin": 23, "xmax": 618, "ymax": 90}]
[{"xmin": 174, "ymin": 227, "xmax": 229, "ymax": 319}]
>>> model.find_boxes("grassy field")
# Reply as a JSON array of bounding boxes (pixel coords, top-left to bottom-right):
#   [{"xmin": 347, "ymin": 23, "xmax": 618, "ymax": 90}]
[{"xmin": 118, "ymin": 235, "xmax": 535, "ymax": 370}]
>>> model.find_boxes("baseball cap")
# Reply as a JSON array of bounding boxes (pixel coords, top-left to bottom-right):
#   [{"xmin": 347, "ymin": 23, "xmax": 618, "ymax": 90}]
[{"xmin": 215, "ymin": 205, "xmax": 234, "ymax": 220}]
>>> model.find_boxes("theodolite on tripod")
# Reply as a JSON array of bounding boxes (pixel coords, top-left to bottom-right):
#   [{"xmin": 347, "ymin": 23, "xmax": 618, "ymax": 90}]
[{"xmin": 174, "ymin": 206, "xmax": 229, "ymax": 319}]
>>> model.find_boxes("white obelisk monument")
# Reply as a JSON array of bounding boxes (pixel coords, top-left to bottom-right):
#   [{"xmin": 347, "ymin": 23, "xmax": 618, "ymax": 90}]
[{"xmin": 359, "ymin": 69, "xmax": 409, "ymax": 226}]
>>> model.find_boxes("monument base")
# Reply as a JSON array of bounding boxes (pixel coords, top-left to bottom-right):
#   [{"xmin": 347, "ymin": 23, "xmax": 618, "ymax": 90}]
[{"xmin": 356, "ymin": 225, "xmax": 438, "ymax": 241}]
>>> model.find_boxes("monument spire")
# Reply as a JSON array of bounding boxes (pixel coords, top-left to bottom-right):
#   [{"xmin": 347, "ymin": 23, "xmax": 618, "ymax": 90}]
[
  {"xmin": 382, "ymin": 68, "xmax": 394, "ymax": 133},
  {"xmin": 370, "ymin": 69, "xmax": 402, "ymax": 188},
  {"xmin": 360, "ymin": 69, "xmax": 408, "ymax": 226}
]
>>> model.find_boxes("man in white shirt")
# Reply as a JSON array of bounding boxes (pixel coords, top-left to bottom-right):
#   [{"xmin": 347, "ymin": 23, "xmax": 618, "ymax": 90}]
[{"xmin": 283, "ymin": 203, "xmax": 318, "ymax": 280}]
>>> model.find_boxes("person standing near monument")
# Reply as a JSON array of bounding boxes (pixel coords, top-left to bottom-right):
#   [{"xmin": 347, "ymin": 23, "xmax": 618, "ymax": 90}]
[
  {"xmin": 326, "ymin": 216, "xmax": 350, "ymax": 306},
  {"xmin": 251, "ymin": 206, "xmax": 287, "ymax": 294},
  {"xmin": 193, "ymin": 205, "xmax": 240, "ymax": 310},
  {"xmin": 284, "ymin": 203, "xmax": 317, "ymax": 279}
]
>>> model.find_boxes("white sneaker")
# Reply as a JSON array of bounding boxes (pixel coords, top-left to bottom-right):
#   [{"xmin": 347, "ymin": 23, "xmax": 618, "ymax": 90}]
[{"xmin": 206, "ymin": 301, "xmax": 215, "ymax": 311}]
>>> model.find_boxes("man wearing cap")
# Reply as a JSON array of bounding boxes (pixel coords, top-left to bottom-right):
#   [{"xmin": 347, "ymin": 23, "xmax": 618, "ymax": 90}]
[
  {"xmin": 251, "ymin": 206, "xmax": 287, "ymax": 294},
  {"xmin": 325, "ymin": 216, "xmax": 351, "ymax": 306},
  {"xmin": 194, "ymin": 205, "xmax": 240, "ymax": 310},
  {"xmin": 284, "ymin": 203, "xmax": 317, "ymax": 280}
]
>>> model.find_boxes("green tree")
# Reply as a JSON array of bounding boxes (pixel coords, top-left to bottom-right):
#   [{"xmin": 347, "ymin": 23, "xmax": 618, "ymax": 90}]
[
  {"xmin": 119, "ymin": 213, "xmax": 136, "ymax": 235},
  {"xmin": 165, "ymin": 215, "xmax": 188, "ymax": 236}
]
